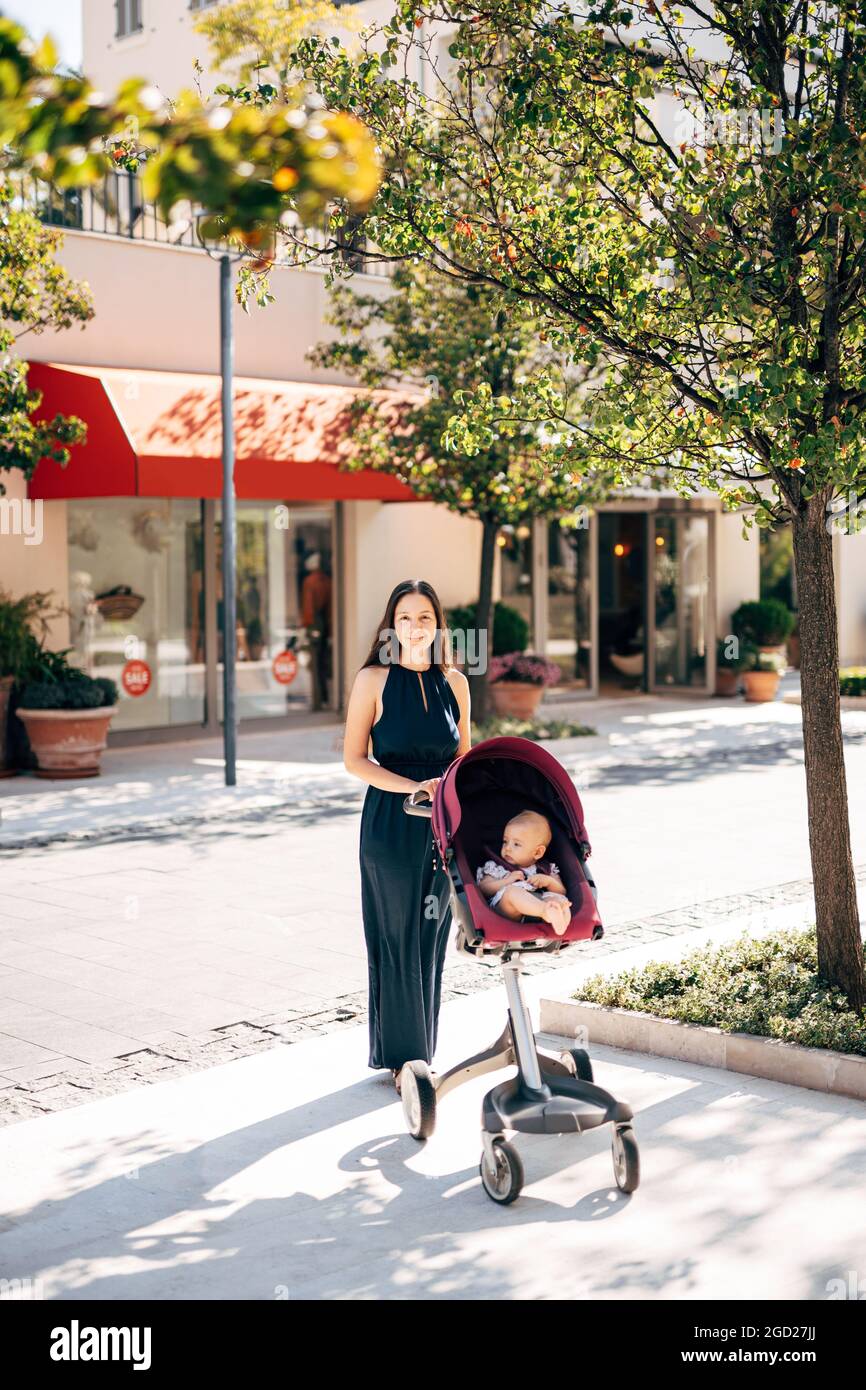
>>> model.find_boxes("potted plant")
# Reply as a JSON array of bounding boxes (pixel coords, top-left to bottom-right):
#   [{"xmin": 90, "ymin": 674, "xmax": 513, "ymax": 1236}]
[
  {"xmin": 447, "ymin": 599, "xmax": 530, "ymax": 671},
  {"xmin": 15, "ymin": 652, "xmax": 119, "ymax": 778},
  {"xmin": 731, "ymin": 599, "xmax": 796, "ymax": 665},
  {"xmin": 741, "ymin": 645, "xmax": 785, "ymax": 704},
  {"xmin": 715, "ymin": 637, "xmax": 748, "ymax": 697},
  {"xmin": 488, "ymin": 651, "xmax": 562, "ymax": 718}
]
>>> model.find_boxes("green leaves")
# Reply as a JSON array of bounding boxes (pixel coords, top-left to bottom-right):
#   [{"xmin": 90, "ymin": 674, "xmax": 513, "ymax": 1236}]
[{"xmin": 0, "ymin": 16, "xmax": 382, "ymax": 237}]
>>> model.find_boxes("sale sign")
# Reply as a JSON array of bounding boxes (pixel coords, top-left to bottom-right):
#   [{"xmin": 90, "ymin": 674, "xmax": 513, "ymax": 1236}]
[
  {"xmin": 121, "ymin": 659, "xmax": 152, "ymax": 697},
  {"xmin": 271, "ymin": 649, "xmax": 298, "ymax": 685}
]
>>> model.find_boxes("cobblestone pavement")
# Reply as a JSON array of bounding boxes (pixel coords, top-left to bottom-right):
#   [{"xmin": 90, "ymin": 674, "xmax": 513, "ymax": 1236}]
[{"xmin": 2, "ymin": 864, "xmax": 861, "ymax": 1127}]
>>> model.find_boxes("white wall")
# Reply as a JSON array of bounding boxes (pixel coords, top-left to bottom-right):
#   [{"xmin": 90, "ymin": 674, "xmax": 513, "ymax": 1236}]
[
  {"xmin": 83, "ymin": 0, "xmax": 399, "ymax": 101},
  {"xmin": 0, "ymin": 470, "xmax": 70, "ymax": 646},
  {"xmin": 715, "ymin": 509, "xmax": 760, "ymax": 637},
  {"xmin": 836, "ymin": 530, "xmax": 866, "ymax": 666},
  {"xmin": 25, "ymin": 231, "xmax": 387, "ymax": 383},
  {"xmin": 341, "ymin": 500, "xmax": 482, "ymax": 700}
]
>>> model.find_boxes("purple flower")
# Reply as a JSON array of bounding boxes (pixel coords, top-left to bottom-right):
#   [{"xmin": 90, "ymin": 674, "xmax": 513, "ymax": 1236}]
[{"xmin": 488, "ymin": 652, "xmax": 562, "ymax": 686}]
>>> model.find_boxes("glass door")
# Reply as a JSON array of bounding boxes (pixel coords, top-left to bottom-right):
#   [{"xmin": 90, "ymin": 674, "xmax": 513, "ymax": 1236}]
[
  {"xmin": 648, "ymin": 512, "xmax": 714, "ymax": 692},
  {"xmin": 545, "ymin": 516, "xmax": 595, "ymax": 693},
  {"xmin": 215, "ymin": 501, "xmax": 336, "ymax": 721}
]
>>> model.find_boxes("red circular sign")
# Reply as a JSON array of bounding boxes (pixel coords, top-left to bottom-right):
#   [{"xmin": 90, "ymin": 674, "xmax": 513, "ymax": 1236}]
[
  {"xmin": 121, "ymin": 659, "xmax": 152, "ymax": 697},
  {"xmin": 271, "ymin": 649, "xmax": 298, "ymax": 686}
]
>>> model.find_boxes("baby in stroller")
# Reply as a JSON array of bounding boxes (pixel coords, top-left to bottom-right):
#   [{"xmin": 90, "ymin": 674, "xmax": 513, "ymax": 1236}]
[{"xmin": 475, "ymin": 809, "xmax": 573, "ymax": 936}]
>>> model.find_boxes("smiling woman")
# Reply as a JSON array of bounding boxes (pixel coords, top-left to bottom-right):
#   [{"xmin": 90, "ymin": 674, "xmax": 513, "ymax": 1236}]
[{"xmin": 342, "ymin": 580, "xmax": 471, "ymax": 1094}]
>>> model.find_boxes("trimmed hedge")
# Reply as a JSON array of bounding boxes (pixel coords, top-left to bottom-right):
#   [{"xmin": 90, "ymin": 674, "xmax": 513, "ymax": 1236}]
[
  {"xmin": 576, "ymin": 926, "xmax": 866, "ymax": 1055},
  {"xmin": 446, "ymin": 600, "xmax": 530, "ymax": 656},
  {"xmin": 840, "ymin": 667, "xmax": 866, "ymax": 697}
]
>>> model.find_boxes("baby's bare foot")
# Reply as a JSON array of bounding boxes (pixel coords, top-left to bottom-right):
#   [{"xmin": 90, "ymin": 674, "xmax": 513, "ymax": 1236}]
[{"xmin": 541, "ymin": 898, "xmax": 572, "ymax": 936}]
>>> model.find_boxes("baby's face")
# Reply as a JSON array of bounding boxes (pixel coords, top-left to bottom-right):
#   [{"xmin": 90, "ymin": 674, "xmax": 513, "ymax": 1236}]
[{"xmin": 501, "ymin": 823, "xmax": 546, "ymax": 869}]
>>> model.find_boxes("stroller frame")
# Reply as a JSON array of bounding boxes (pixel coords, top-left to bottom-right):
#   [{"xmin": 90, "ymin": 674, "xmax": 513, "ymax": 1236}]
[{"xmin": 402, "ymin": 749, "xmax": 639, "ymax": 1205}]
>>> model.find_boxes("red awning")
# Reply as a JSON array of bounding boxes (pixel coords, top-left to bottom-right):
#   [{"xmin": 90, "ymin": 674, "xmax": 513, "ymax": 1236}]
[{"xmin": 26, "ymin": 361, "xmax": 420, "ymax": 501}]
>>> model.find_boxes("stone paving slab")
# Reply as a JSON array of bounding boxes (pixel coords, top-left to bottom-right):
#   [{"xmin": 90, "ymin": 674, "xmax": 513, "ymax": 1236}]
[
  {"xmin": 0, "ymin": 967, "xmax": 864, "ymax": 1300},
  {"xmin": 2, "ymin": 867, "xmax": 861, "ymax": 1125},
  {"xmin": 4, "ymin": 680, "xmax": 864, "ymax": 851}
]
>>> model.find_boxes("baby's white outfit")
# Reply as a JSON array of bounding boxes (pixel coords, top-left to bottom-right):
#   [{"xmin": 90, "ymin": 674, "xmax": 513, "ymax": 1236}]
[{"xmin": 476, "ymin": 859, "xmax": 561, "ymax": 911}]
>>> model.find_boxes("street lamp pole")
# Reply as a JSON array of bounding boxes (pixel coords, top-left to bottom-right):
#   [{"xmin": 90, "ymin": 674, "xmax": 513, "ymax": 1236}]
[{"xmin": 219, "ymin": 251, "xmax": 238, "ymax": 787}]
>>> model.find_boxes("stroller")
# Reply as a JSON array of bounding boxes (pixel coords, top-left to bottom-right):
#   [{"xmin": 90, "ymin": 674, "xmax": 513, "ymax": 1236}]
[{"xmin": 402, "ymin": 735, "xmax": 639, "ymax": 1205}]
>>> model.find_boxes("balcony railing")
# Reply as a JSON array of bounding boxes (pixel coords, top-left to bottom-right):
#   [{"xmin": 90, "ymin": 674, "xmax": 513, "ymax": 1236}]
[{"xmin": 10, "ymin": 170, "xmax": 389, "ymax": 277}]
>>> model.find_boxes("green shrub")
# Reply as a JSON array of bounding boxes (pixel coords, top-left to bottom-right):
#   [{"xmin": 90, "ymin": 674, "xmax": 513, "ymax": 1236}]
[
  {"xmin": 716, "ymin": 637, "xmax": 747, "ymax": 670},
  {"xmin": 0, "ymin": 589, "xmax": 59, "ymax": 682},
  {"xmin": 472, "ymin": 715, "xmax": 596, "ymax": 742},
  {"xmin": 840, "ymin": 667, "xmax": 866, "ymax": 697},
  {"xmin": 447, "ymin": 600, "xmax": 530, "ymax": 655},
  {"xmin": 731, "ymin": 598, "xmax": 796, "ymax": 646},
  {"xmin": 18, "ymin": 653, "xmax": 118, "ymax": 711},
  {"xmin": 20, "ymin": 676, "xmax": 103, "ymax": 710},
  {"xmin": 93, "ymin": 676, "xmax": 119, "ymax": 707},
  {"xmin": 576, "ymin": 927, "xmax": 866, "ymax": 1054}
]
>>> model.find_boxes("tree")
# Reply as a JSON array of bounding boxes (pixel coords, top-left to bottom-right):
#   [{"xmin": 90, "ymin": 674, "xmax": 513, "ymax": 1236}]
[
  {"xmin": 309, "ymin": 263, "xmax": 606, "ymax": 716},
  {"xmin": 0, "ymin": 18, "xmax": 380, "ymax": 239},
  {"xmin": 291, "ymin": 1, "xmax": 866, "ymax": 1007},
  {"xmin": 0, "ymin": 182, "xmax": 93, "ymax": 488},
  {"xmin": 192, "ymin": 0, "xmax": 357, "ymax": 86}
]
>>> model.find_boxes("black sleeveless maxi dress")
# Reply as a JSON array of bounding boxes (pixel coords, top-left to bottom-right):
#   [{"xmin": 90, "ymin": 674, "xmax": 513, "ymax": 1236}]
[{"xmin": 359, "ymin": 661, "xmax": 461, "ymax": 1071}]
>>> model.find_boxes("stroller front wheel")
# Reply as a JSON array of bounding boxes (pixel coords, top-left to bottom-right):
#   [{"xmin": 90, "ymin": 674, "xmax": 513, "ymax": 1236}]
[
  {"xmin": 480, "ymin": 1137, "xmax": 524, "ymax": 1204},
  {"xmin": 612, "ymin": 1123, "xmax": 640, "ymax": 1193},
  {"xmin": 564, "ymin": 1046, "xmax": 594, "ymax": 1082},
  {"xmin": 401, "ymin": 1060, "xmax": 436, "ymax": 1140}
]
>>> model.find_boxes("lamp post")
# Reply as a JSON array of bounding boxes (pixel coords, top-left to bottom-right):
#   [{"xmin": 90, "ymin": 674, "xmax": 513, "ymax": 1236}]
[
  {"xmin": 197, "ymin": 217, "xmax": 246, "ymax": 787},
  {"xmin": 219, "ymin": 251, "xmax": 238, "ymax": 786}
]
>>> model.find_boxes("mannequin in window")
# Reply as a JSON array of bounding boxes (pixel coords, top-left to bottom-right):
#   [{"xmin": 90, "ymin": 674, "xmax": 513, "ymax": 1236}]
[{"xmin": 301, "ymin": 551, "xmax": 332, "ymax": 710}]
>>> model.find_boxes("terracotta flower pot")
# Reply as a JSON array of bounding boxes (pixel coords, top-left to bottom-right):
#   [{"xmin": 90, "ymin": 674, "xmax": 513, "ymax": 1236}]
[
  {"xmin": 489, "ymin": 681, "xmax": 545, "ymax": 719},
  {"xmin": 0, "ymin": 675, "xmax": 16, "ymax": 777},
  {"xmin": 715, "ymin": 668, "xmax": 740, "ymax": 698},
  {"xmin": 15, "ymin": 705, "xmax": 116, "ymax": 778},
  {"xmin": 742, "ymin": 670, "xmax": 781, "ymax": 704}
]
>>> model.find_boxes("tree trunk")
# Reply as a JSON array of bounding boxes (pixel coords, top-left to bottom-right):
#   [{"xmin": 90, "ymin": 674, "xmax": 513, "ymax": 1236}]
[
  {"xmin": 469, "ymin": 518, "xmax": 498, "ymax": 725},
  {"xmin": 791, "ymin": 494, "xmax": 864, "ymax": 1011}
]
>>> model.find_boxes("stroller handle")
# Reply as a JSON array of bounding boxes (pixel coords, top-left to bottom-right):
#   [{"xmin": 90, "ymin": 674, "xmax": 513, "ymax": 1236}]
[{"xmin": 403, "ymin": 789, "xmax": 434, "ymax": 818}]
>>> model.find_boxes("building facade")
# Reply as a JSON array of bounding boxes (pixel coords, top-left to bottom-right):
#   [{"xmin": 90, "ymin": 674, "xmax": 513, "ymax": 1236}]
[{"xmin": 2, "ymin": 0, "xmax": 865, "ymax": 745}]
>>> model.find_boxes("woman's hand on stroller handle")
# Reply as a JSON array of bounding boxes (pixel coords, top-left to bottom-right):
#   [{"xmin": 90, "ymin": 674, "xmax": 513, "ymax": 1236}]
[{"xmin": 413, "ymin": 777, "xmax": 440, "ymax": 801}]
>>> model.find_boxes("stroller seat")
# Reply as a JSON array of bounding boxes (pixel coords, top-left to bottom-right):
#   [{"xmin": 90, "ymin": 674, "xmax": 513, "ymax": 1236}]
[{"xmin": 436, "ymin": 738, "xmax": 603, "ymax": 951}]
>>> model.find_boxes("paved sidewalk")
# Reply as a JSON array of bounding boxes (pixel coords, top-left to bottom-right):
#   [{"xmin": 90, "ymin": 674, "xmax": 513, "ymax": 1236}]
[
  {"xmin": 3, "ymin": 678, "xmax": 857, "ymax": 849},
  {"xmin": 1, "ymin": 684, "xmax": 866, "ymax": 1105},
  {"xmin": 2, "ymin": 866, "xmax": 863, "ymax": 1124},
  {"xmin": 1, "ymin": 920, "xmax": 864, "ymax": 1301}
]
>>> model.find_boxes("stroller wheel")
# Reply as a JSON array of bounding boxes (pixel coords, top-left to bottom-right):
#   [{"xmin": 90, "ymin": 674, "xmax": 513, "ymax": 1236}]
[
  {"xmin": 611, "ymin": 1124, "xmax": 640, "ymax": 1193},
  {"xmin": 479, "ymin": 1138, "xmax": 524, "ymax": 1205},
  {"xmin": 401, "ymin": 1061, "xmax": 436, "ymax": 1140},
  {"xmin": 565, "ymin": 1047, "xmax": 594, "ymax": 1082}
]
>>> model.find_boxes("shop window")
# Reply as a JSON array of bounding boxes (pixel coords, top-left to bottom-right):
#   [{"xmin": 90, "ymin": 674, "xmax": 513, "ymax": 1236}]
[
  {"xmin": 215, "ymin": 502, "xmax": 335, "ymax": 720},
  {"xmin": 547, "ymin": 518, "xmax": 592, "ymax": 687},
  {"xmin": 68, "ymin": 499, "xmax": 206, "ymax": 732}
]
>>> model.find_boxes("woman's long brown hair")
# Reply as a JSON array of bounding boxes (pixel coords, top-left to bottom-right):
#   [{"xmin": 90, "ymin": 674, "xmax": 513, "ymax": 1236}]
[{"xmin": 360, "ymin": 579, "xmax": 453, "ymax": 673}]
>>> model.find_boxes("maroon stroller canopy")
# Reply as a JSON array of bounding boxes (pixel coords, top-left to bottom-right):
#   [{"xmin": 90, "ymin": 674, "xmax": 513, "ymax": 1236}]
[{"xmin": 433, "ymin": 736, "xmax": 590, "ymax": 856}]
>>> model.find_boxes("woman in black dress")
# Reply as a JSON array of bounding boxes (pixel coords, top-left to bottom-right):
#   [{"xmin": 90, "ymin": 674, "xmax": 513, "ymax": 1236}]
[{"xmin": 343, "ymin": 580, "xmax": 471, "ymax": 1095}]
